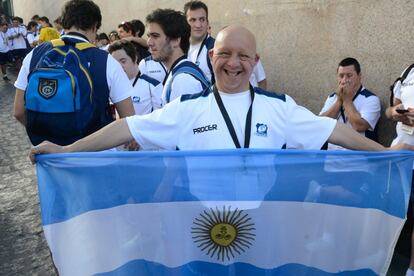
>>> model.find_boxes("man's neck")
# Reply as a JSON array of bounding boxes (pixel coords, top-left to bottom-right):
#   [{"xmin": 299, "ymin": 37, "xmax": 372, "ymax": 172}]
[
  {"xmin": 165, "ymin": 49, "xmax": 186, "ymax": 71},
  {"xmin": 352, "ymin": 84, "xmax": 363, "ymax": 95},
  {"xmin": 215, "ymin": 83, "xmax": 251, "ymax": 94},
  {"xmin": 128, "ymin": 66, "xmax": 139, "ymax": 80},
  {"xmin": 190, "ymin": 34, "xmax": 206, "ymax": 45},
  {"xmin": 65, "ymin": 28, "xmax": 94, "ymax": 42}
]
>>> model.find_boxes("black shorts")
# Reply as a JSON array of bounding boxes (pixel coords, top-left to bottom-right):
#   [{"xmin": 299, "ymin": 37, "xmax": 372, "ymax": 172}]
[
  {"xmin": 0, "ymin": 51, "xmax": 12, "ymax": 65},
  {"xmin": 410, "ymin": 172, "xmax": 414, "ymax": 216},
  {"xmin": 12, "ymin": 48, "xmax": 27, "ymax": 59}
]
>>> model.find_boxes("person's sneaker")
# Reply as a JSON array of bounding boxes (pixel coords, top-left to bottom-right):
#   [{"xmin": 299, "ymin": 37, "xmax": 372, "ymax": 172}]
[{"xmin": 3, "ymin": 76, "xmax": 10, "ymax": 81}]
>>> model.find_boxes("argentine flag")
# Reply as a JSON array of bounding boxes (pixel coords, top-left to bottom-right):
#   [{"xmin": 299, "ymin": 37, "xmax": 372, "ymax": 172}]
[{"xmin": 35, "ymin": 149, "xmax": 414, "ymax": 276}]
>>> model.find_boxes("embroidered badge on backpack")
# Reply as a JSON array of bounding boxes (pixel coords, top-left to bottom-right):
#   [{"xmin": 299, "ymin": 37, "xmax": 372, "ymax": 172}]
[{"xmin": 38, "ymin": 78, "xmax": 57, "ymax": 99}]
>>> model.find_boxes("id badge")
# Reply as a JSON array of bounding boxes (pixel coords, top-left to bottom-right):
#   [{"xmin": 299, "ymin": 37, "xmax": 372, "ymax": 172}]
[{"xmin": 401, "ymin": 124, "xmax": 414, "ymax": 135}]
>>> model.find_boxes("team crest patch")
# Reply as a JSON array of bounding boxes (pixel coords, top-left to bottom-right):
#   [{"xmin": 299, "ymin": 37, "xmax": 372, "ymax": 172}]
[
  {"xmin": 132, "ymin": 96, "xmax": 141, "ymax": 103},
  {"xmin": 192, "ymin": 206, "xmax": 256, "ymax": 262},
  {"xmin": 38, "ymin": 78, "xmax": 57, "ymax": 99},
  {"xmin": 255, "ymin": 123, "xmax": 268, "ymax": 137}
]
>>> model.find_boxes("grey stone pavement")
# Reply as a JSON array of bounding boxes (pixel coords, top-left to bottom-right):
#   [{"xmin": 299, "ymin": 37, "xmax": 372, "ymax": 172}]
[
  {"xmin": 0, "ymin": 72, "xmax": 409, "ymax": 276},
  {"xmin": 0, "ymin": 75, "xmax": 55, "ymax": 275}
]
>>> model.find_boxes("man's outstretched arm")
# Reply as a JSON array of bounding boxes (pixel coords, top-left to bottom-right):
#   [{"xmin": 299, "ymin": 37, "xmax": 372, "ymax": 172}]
[
  {"xmin": 29, "ymin": 118, "xmax": 135, "ymax": 163},
  {"xmin": 328, "ymin": 122, "xmax": 413, "ymax": 151}
]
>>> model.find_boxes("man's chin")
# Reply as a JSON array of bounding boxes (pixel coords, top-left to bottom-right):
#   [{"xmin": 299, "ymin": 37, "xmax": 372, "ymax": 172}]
[
  {"xmin": 192, "ymin": 33, "xmax": 206, "ymax": 41},
  {"xmin": 215, "ymin": 83, "xmax": 250, "ymax": 94},
  {"xmin": 151, "ymin": 55, "xmax": 160, "ymax": 62}
]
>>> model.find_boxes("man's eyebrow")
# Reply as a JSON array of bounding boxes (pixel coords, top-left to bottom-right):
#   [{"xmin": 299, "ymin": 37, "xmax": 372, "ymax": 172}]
[{"xmin": 148, "ymin": 32, "xmax": 160, "ymax": 36}]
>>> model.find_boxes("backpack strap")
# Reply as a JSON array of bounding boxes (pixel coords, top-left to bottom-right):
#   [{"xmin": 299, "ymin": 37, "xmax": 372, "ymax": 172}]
[
  {"xmin": 204, "ymin": 36, "xmax": 215, "ymax": 84},
  {"xmin": 51, "ymin": 39, "xmax": 65, "ymax": 47},
  {"xmin": 75, "ymin": 42, "xmax": 96, "ymax": 50},
  {"xmin": 165, "ymin": 61, "xmax": 210, "ymax": 103},
  {"xmin": 390, "ymin": 63, "xmax": 414, "ymax": 105},
  {"xmin": 51, "ymin": 38, "xmax": 96, "ymax": 50}
]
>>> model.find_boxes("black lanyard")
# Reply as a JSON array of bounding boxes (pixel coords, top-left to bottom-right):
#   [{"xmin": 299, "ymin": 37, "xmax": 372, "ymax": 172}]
[
  {"xmin": 339, "ymin": 86, "xmax": 363, "ymax": 123},
  {"xmin": 132, "ymin": 71, "xmax": 141, "ymax": 87},
  {"xmin": 213, "ymin": 85, "xmax": 254, "ymax": 148},
  {"xmin": 195, "ymin": 35, "xmax": 209, "ymax": 61}
]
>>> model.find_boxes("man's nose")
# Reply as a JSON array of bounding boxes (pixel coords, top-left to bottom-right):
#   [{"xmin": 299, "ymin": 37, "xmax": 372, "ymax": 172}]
[
  {"xmin": 194, "ymin": 20, "xmax": 202, "ymax": 27},
  {"xmin": 227, "ymin": 54, "xmax": 241, "ymax": 66}
]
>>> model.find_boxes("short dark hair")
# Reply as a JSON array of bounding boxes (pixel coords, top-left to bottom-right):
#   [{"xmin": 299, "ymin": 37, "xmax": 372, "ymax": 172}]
[
  {"xmin": 39, "ymin": 16, "xmax": 50, "ymax": 23},
  {"xmin": 108, "ymin": 30, "xmax": 119, "ymax": 40},
  {"xmin": 12, "ymin": 16, "xmax": 23, "ymax": 24},
  {"xmin": 130, "ymin": 19, "xmax": 145, "ymax": 37},
  {"xmin": 61, "ymin": 0, "xmax": 102, "ymax": 31},
  {"xmin": 118, "ymin": 21, "xmax": 135, "ymax": 36},
  {"xmin": 27, "ymin": 21, "xmax": 38, "ymax": 30},
  {"xmin": 184, "ymin": 1, "xmax": 209, "ymax": 20},
  {"xmin": 338, "ymin": 57, "xmax": 361, "ymax": 74},
  {"xmin": 146, "ymin": 9, "xmax": 190, "ymax": 54},
  {"xmin": 54, "ymin": 16, "xmax": 62, "ymax": 25},
  {"xmin": 108, "ymin": 39, "xmax": 139, "ymax": 63},
  {"xmin": 97, "ymin": 32, "xmax": 109, "ymax": 41},
  {"xmin": 31, "ymin": 14, "xmax": 40, "ymax": 21}
]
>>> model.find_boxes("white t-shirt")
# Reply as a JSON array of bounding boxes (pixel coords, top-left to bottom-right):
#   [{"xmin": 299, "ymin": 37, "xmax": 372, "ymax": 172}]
[
  {"xmin": 320, "ymin": 87, "xmax": 381, "ymax": 150},
  {"xmin": 0, "ymin": 31, "xmax": 9, "ymax": 53},
  {"xmin": 188, "ymin": 41, "xmax": 202, "ymax": 62},
  {"xmin": 161, "ymin": 58, "xmax": 204, "ymax": 105},
  {"xmin": 138, "ymin": 56, "xmax": 167, "ymax": 83},
  {"xmin": 14, "ymin": 35, "xmax": 132, "ymax": 104},
  {"xmin": 7, "ymin": 26, "xmax": 27, "ymax": 50},
  {"xmin": 250, "ymin": 60, "xmax": 266, "ymax": 87},
  {"xmin": 188, "ymin": 39, "xmax": 212, "ymax": 83},
  {"xmin": 392, "ymin": 67, "xmax": 414, "ymax": 146},
  {"xmin": 218, "ymin": 90, "xmax": 251, "ymax": 146},
  {"xmin": 130, "ymin": 72, "xmax": 162, "ymax": 115},
  {"xmin": 126, "ymin": 88, "xmax": 336, "ymax": 150},
  {"xmin": 26, "ymin": 32, "xmax": 38, "ymax": 46}
]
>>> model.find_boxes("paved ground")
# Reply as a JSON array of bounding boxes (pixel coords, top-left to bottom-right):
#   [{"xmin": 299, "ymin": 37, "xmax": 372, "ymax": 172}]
[
  {"xmin": 0, "ymin": 76, "xmax": 55, "ymax": 275},
  {"xmin": 0, "ymin": 73, "xmax": 410, "ymax": 275}
]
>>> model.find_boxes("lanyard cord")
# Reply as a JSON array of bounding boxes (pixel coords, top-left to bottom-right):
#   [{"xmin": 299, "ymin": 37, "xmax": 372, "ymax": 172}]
[
  {"xmin": 213, "ymin": 85, "xmax": 254, "ymax": 148},
  {"xmin": 195, "ymin": 35, "xmax": 209, "ymax": 61},
  {"xmin": 132, "ymin": 71, "xmax": 141, "ymax": 87}
]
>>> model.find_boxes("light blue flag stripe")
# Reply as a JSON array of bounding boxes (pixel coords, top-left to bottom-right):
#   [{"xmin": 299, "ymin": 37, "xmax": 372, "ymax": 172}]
[
  {"xmin": 96, "ymin": 260, "xmax": 377, "ymax": 276},
  {"xmin": 36, "ymin": 149, "xmax": 414, "ymax": 226}
]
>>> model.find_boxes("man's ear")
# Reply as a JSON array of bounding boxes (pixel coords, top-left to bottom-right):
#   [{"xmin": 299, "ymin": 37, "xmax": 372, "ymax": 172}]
[
  {"xmin": 170, "ymin": 37, "xmax": 181, "ymax": 48},
  {"xmin": 208, "ymin": 49, "xmax": 214, "ymax": 60},
  {"xmin": 92, "ymin": 23, "xmax": 98, "ymax": 34},
  {"xmin": 254, "ymin": 53, "xmax": 259, "ymax": 66}
]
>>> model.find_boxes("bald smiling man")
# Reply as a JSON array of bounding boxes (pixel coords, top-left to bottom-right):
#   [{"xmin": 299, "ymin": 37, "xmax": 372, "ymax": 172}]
[{"xmin": 30, "ymin": 24, "xmax": 414, "ymax": 160}]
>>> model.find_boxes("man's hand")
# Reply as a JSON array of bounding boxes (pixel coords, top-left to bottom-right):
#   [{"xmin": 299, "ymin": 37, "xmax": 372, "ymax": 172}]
[
  {"xmin": 341, "ymin": 81, "xmax": 354, "ymax": 104},
  {"xmin": 389, "ymin": 104, "xmax": 414, "ymax": 126},
  {"xmin": 387, "ymin": 143, "xmax": 414, "ymax": 151},
  {"xmin": 29, "ymin": 141, "xmax": 66, "ymax": 164},
  {"xmin": 335, "ymin": 84, "xmax": 344, "ymax": 103}
]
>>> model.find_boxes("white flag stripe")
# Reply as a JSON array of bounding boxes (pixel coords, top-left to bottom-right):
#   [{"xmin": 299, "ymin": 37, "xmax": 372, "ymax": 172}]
[{"xmin": 44, "ymin": 201, "xmax": 403, "ymax": 276}]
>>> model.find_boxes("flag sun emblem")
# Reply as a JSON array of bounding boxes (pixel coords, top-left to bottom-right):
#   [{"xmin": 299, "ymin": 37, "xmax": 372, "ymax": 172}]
[{"xmin": 191, "ymin": 206, "xmax": 256, "ymax": 261}]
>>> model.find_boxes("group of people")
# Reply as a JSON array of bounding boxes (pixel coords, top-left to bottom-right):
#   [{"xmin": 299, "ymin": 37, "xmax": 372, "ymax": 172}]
[
  {"xmin": 9, "ymin": 0, "xmax": 414, "ymax": 275},
  {"xmin": 0, "ymin": 14, "xmax": 62, "ymax": 81}
]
